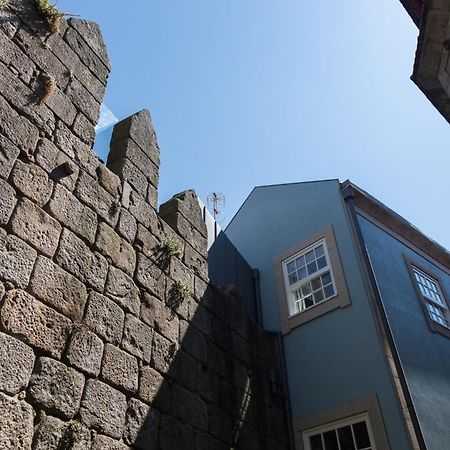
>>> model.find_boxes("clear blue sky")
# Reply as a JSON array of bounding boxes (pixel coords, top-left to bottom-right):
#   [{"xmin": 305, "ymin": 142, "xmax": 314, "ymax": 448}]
[{"xmin": 59, "ymin": 0, "xmax": 450, "ymax": 250}]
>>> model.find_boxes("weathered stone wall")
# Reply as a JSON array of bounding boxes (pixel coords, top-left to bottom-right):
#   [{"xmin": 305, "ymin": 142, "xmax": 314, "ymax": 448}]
[{"xmin": 0, "ymin": 1, "xmax": 289, "ymax": 449}]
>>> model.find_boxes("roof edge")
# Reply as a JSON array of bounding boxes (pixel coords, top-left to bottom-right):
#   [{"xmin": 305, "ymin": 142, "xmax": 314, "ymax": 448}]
[{"xmin": 341, "ymin": 180, "xmax": 450, "ymax": 270}]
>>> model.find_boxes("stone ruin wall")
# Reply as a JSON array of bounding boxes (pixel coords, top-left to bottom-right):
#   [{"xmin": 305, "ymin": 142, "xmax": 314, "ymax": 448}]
[{"xmin": 0, "ymin": 1, "xmax": 290, "ymax": 449}]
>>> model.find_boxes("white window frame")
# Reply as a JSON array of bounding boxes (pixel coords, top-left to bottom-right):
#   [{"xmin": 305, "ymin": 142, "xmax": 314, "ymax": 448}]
[
  {"xmin": 303, "ymin": 413, "xmax": 376, "ymax": 450},
  {"xmin": 282, "ymin": 239, "xmax": 337, "ymax": 317},
  {"xmin": 412, "ymin": 266, "xmax": 450, "ymax": 329}
]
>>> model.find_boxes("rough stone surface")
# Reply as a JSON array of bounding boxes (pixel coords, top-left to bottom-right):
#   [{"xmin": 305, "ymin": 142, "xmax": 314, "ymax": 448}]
[
  {"xmin": 101, "ymin": 344, "xmax": 138, "ymax": 394},
  {"xmin": 159, "ymin": 414, "xmax": 195, "ymax": 450},
  {"xmin": 48, "ymin": 184, "xmax": 98, "ymax": 243},
  {"xmin": 56, "ymin": 229, "xmax": 108, "ymax": 291},
  {"xmin": 29, "ymin": 256, "xmax": 88, "ymax": 321},
  {"xmin": 0, "ymin": 134, "xmax": 20, "ymax": 180},
  {"xmin": 122, "ymin": 314, "xmax": 153, "ymax": 362},
  {"xmin": 76, "ymin": 170, "xmax": 119, "ymax": 226},
  {"xmin": 28, "ymin": 357, "xmax": 85, "ymax": 419},
  {"xmin": 65, "ymin": 328, "xmax": 104, "ymax": 377},
  {"xmin": 35, "ymin": 138, "xmax": 79, "ymax": 191},
  {"xmin": 0, "ymin": 332, "xmax": 35, "ymax": 395},
  {"xmin": 0, "ymin": 393, "xmax": 34, "ymax": 450},
  {"xmin": 96, "ymin": 221, "xmax": 136, "ymax": 276},
  {"xmin": 135, "ymin": 252, "xmax": 166, "ymax": 300},
  {"xmin": 84, "ymin": 292, "xmax": 124, "ymax": 345},
  {"xmin": 117, "ymin": 208, "xmax": 137, "ymax": 243},
  {"xmin": 92, "ymin": 434, "xmax": 131, "ymax": 450},
  {"xmin": 33, "ymin": 415, "xmax": 91, "ymax": 450},
  {"xmin": 10, "ymin": 160, "xmax": 53, "ymax": 206},
  {"xmin": 141, "ymin": 293, "xmax": 179, "ymax": 342},
  {"xmin": 80, "ymin": 379, "xmax": 127, "ymax": 439},
  {"xmin": 0, "ymin": 229, "xmax": 37, "ymax": 288},
  {"xmin": 0, "ymin": 177, "xmax": 17, "ymax": 225},
  {"xmin": 138, "ymin": 365, "xmax": 164, "ymax": 404},
  {"xmin": 0, "ymin": 290, "xmax": 71, "ymax": 358},
  {"xmin": 124, "ymin": 398, "xmax": 159, "ymax": 449},
  {"xmin": 10, "ymin": 198, "xmax": 61, "ymax": 257},
  {"xmin": 105, "ymin": 266, "xmax": 140, "ymax": 316}
]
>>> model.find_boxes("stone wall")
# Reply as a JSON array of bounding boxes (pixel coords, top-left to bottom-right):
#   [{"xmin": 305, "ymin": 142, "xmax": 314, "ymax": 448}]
[{"xmin": 0, "ymin": 1, "xmax": 289, "ymax": 449}]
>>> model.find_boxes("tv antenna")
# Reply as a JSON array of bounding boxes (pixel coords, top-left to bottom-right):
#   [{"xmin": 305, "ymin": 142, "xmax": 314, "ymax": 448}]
[{"xmin": 207, "ymin": 192, "xmax": 226, "ymax": 223}]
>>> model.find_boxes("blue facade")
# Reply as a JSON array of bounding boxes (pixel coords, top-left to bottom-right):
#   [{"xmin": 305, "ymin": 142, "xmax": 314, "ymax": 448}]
[
  {"xmin": 225, "ymin": 180, "xmax": 414, "ymax": 449},
  {"xmin": 358, "ymin": 214, "xmax": 450, "ymax": 450}
]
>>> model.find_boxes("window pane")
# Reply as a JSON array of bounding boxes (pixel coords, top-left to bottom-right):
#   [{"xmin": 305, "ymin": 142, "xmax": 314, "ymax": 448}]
[
  {"xmin": 321, "ymin": 272, "xmax": 332, "ymax": 285},
  {"xmin": 353, "ymin": 421, "xmax": 370, "ymax": 449},
  {"xmin": 307, "ymin": 261, "xmax": 318, "ymax": 275},
  {"xmin": 310, "ymin": 434, "xmax": 323, "ymax": 450},
  {"xmin": 317, "ymin": 256, "xmax": 327, "ymax": 270},
  {"xmin": 314, "ymin": 289, "xmax": 324, "ymax": 303},
  {"xmin": 315, "ymin": 245, "xmax": 325, "ymax": 258},
  {"xmin": 311, "ymin": 277, "xmax": 322, "ymax": 291},
  {"xmin": 305, "ymin": 250, "xmax": 315, "ymax": 264},
  {"xmin": 324, "ymin": 284, "xmax": 335, "ymax": 298},
  {"xmin": 305, "ymin": 296, "xmax": 314, "ymax": 308},
  {"xmin": 287, "ymin": 261, "xmax": 296, "ymax": 273},
  {"xmin": 298, "ymin": 266, "xmax": 308, "ymax": 280},
  {"xmin": 288, "ymin": 273, "xmax": 297, "ymax": 285},
  {"xmin": 338, "ymin": 426, "xmax": 355, "ymax": 450},
  {"xmin": 323, "ymin": 430, "xmax": 339, "ymax": 450},
  {"xmin": 295, "ymin": 255, "xmax": 305, "ymax": 269},
  {"xmin": 301, "ymin": 283, "xmax": 312, "ymax": 296}
]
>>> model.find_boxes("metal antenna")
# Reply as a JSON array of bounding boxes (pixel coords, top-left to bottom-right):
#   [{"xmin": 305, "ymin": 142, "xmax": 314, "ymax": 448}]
[{"xmin": 207, "ymin": 192, "xmax": 226, "ymax": 223}]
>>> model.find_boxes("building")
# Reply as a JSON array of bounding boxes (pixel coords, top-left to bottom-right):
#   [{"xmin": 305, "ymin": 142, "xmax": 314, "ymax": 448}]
[{"xmin": 211, "ymin": 179, "xmax": 450, "ymax": 450}]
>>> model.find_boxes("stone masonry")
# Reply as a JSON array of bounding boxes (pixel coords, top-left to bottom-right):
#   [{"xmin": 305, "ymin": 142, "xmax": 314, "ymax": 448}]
[{"xmin": 0, "ymin": 1, "xmax": 289, "ymax": 449}]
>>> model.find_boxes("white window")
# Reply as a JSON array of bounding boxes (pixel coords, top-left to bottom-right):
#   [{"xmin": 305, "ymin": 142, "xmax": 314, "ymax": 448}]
[
  {"xmin": 282, "ymin": 239, "xmax": 336, "ymax": 316},
  {"xmin": 303, "ymin": 415, "xmax": 375, "ymax": 450},
  {"xmin": 412, "ymin": 266, "xmax": 450, "ymax": 329}
]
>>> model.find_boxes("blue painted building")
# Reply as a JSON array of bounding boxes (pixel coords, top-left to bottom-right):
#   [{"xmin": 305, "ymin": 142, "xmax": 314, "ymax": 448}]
[{"xmin": 212, "ymin": 179, "xmax": 450, "ymax": 450}]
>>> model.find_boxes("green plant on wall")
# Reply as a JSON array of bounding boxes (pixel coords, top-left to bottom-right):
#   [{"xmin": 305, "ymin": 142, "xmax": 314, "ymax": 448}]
[
  {"xmin": 57, "ymin": 420, "xmax": 84, "ymax": 450},
  {"xmin": 34, "ymin": 0, "xmax": 73, "ymax": 34},
  {"xmin": 166, "ymin": 280, "xmax": 192, "ymax": 312},
  {"xmin": 155, "ymin": 236, "xmax": 183, "ymax": 271}
]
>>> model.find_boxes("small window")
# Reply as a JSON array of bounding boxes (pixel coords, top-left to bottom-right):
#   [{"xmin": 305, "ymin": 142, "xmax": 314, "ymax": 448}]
[
  {"xmin": 282, "ymin": 239, "xmax": 337, "ymax": 316},
  {"xmin": 304, "ymin": 415, "xmax": 376, "ymax": 450},
  {"xmin": 412, "ymin": 266, "xmax": 450, "ymax": 329}
]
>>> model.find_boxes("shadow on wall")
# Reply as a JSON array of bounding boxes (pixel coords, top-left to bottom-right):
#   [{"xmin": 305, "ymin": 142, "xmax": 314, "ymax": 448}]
[{"xmin": 132, "ymin": 279, "xmax": 288, "ymax": 450}]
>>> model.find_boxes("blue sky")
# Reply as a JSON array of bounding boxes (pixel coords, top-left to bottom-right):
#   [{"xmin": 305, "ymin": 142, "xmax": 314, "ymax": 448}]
[{"xmin": 59, "ymin": 0, "xmax": 450, "ymax": 250}]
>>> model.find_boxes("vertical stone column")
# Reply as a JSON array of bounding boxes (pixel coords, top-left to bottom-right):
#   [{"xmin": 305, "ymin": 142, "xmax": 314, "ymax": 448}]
[{"xmin": 107, "ymin": 109, "xmax": 160, "ymax": 209}]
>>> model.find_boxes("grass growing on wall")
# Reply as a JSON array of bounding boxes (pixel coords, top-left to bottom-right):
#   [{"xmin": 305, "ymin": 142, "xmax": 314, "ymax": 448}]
[{"xmin": 34, "ymin": 0, "xmax": 70, "ymax": 34}]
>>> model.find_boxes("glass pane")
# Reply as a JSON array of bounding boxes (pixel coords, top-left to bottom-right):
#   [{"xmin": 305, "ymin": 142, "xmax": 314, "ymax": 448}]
[
  {"xmin": 311, "ymin": 277, "xmax": 322, "ymax": 291},
  {"xmin": 322, "ymin": 272, "xmax": 332, "ymax": 285},
  {"xmin": 301, "ymin": 283, "xmax": 312, "ymax": 296},
  {"xmin": 295, "ymin": 255, "xmax": 305, "ymax": 269},
  {"xmin": 288, "ymin": 273, "xmax": 298, "ymax": 285},
  {"xmin": 323, "ymin": 430, "xmax": 339, "ymax": 450},
  {"xmin": 287, "ymin": 261, "xmax": 296, "ymax": 273},
  {"xmin": 314, "ymin": 290, "xmax": 324, "ymax": 303},
  {"xmin": 353, "ymin": 421, "xmax": 370, "ymax": 449},
  {"xmin": 338, "ymin": 426, "xmax": 355, "ymax": 450},
  {"xmin": 307, "ymin": 261, "xmax": 318, "ymax": 275},
  {"xmin": 317, "ymin": 256, "xmax": 327, "ymax": 270},
  {"xmin": 305, "ymin": 296, "xmax": 314, "ymax": 309},
  {"xmin": 305, "ymin": 250, "xmax": 315, "ymax": 264},
  {"xmin": 310, "ymin": 434, "xmax": 323, "ymax": 450},
  {"xmin": 324, "ymin": 284, "xmax": 335, "ymax": 298},
  {"xmin": 298, "ymin": 266, "xmax": 308, "ymax": 280},
  {"xmin": 314, "ymin": 244, "xmax": 324, "ymax": 258}
]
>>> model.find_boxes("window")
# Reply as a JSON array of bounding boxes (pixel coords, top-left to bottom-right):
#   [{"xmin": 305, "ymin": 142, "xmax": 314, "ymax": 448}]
[
  {"xmin": 274, "ymin": 225, "xmax": 351, "ymax": 334},
  {"xmin": 283, "ymin": 240, "xmax": 336, "ymax": 316},
  {"xmin": 304, "ymin": 415, "xmax": 375, "ymax": 450},
  {"xmin": 412, "ymin": 266, "xmax": 450, "ymax": 329}
]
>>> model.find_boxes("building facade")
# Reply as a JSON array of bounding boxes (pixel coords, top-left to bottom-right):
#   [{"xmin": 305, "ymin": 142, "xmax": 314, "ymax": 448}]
[{"xmin": 216, "ymin": 179, "xmax": 450, "ymax": 450}]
